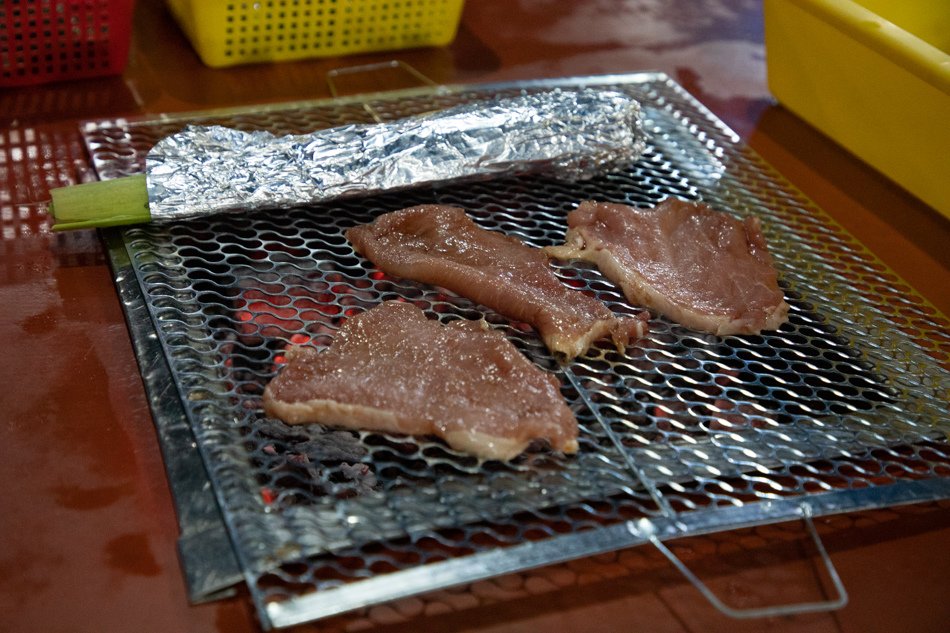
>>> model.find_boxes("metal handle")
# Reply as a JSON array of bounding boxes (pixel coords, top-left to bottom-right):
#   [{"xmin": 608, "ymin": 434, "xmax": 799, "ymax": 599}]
[
  {"xmin": 632, "ymin": 503, "xmax": 849, "ymax": 619},
  {"xmin": 325, "ymin": 60, "xmax": 443, "ymax": 122}
]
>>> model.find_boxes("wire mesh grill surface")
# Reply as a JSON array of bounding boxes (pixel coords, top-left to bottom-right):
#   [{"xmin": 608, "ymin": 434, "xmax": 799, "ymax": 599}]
[{"xmin": 83, "ymin": 74, "xmax": 950, "ymax": 629}]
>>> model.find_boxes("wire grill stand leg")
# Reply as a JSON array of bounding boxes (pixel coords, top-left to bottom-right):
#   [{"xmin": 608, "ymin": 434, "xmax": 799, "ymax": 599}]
[{"xmin": 563, "ymin": 365, "xmax": 849, "ymax": 618}]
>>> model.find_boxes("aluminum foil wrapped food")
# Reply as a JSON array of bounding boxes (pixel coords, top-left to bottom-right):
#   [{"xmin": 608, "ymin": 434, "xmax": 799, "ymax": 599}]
[{"xmin": 145, "ymin": 88, "xmax": 646, "ymax": 221}]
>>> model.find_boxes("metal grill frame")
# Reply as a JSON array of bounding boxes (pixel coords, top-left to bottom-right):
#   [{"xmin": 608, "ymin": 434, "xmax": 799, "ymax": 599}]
[{"xmin": 85, "ymin": 73, "xmax": 950, "ymax": 629}]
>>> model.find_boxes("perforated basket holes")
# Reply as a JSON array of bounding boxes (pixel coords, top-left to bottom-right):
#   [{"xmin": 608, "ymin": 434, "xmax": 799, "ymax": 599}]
[
  {"xmin": 0, "ymin": 0, "xmax": 133, "ymax": 86},
  {"xmin": 215, "ymin": 0, "xmax": 461, "ymax": 59}
]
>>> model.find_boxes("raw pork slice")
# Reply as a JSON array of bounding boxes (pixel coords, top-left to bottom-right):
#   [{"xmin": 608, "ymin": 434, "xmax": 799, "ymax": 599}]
[
  {"xmin": 263, "ymin": 301, "xmax": 579, "ymax": 461},
  {"xmin": 545, "ymin": 199, "xmax": 789, "ymax": 335},
  {"xmin": 346, "ymin": 205, "xmax": 648, "ymax": 359}
]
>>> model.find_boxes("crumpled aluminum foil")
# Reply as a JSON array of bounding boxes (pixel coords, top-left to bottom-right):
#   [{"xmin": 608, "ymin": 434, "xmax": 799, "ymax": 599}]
[{"xmin": 145, "ymin": 88, "xmax": 646, "ymax": 222}]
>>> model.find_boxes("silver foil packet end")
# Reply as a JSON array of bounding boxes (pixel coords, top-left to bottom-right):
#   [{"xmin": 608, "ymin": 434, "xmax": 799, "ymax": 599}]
[{"xmin": 145, "ymin": 88, "xmax": 646, "ymax": 222}]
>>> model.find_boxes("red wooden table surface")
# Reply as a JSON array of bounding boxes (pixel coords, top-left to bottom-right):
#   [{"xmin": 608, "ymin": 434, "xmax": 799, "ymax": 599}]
[{"xmin": 1, "ymin": 2, "xmax": 947, "ymax": 632}]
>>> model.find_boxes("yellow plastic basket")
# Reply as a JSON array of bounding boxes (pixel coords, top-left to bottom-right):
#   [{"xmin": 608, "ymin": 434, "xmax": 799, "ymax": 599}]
[
  {"xmin": 166, "ymin": 0, "xmax": 465, "ymax": 68},
  {"xmin": 765, "ymin": 0, "xmax": 950, "ymax": 218}
]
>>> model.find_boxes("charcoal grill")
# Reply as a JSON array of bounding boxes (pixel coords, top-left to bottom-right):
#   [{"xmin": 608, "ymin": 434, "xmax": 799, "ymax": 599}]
[{"xmin": 82, "ymin": 73, "xmax": 950, "ymax": 629}]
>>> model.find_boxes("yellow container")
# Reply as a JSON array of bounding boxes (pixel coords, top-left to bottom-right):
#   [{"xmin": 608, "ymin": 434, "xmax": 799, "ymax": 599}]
[
  {"xmin": 166, "ymin": 0, "xmax": 465, "ymax": 68},
  {"xmin": 764, "ymin": 0, "xmax": 950, "ymax": 218}
]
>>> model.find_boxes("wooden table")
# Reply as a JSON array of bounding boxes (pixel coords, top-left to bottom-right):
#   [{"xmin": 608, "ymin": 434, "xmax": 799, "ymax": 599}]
[{"xmin": 2, "ymin": 1, "xmax": 947, "ymax": 632}]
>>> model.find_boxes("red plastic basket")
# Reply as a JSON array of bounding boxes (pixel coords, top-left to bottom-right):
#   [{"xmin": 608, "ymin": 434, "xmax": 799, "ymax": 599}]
[{"xmin": 1, "ymin": 0, "xmax": 135, "ymax": 87}]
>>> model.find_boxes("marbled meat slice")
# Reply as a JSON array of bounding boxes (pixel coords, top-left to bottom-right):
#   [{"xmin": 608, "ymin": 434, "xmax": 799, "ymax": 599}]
[
  {"xmin": 263, "ymin": 301, "xmax": 579, "ymax": 461},
  {"xmin": 346, "ymin": 205, "xmax": 648, "ymax": 359},
  {"xmin": 545, "ymin": 199, "xmax": 789, "ymax": 335}
]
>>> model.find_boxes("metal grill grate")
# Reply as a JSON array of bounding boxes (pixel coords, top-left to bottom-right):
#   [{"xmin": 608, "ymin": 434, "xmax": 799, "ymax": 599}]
[{"xmin": 83, "ymin": 74, "xmax": 950, "ymax": 629}]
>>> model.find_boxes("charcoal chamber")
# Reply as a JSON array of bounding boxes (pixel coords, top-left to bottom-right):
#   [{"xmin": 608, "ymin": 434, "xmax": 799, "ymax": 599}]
[{"xmin": 82, "ymin": 73, "xmax": 950, "ymax": 630}]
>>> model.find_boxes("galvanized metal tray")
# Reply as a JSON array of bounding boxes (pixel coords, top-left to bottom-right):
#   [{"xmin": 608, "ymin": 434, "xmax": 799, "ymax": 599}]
[{"xmin": 84, "ymin": 73, "xmax": 950, "ymax": 629}]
